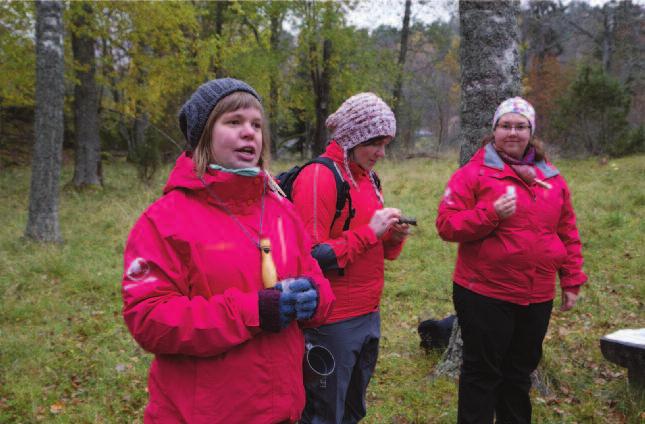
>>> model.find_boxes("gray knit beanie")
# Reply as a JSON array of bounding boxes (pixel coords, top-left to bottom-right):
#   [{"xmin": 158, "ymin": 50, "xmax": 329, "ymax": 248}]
[{"xmin": 179, "ymin": 78, "xmax": 261, "ymax": 150}]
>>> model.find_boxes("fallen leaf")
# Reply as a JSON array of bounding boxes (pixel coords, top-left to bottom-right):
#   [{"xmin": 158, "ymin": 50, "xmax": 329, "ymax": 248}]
[
  {"xmin": 558, "ymin": 327, "xmax": 571, "ymax": 337},
  {"xmin": 50, "ymin": 402, "xmax": 64, "ymax": 414}
]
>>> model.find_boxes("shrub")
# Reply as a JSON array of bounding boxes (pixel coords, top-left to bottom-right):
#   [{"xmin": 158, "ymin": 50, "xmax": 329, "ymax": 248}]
[{"xmin": 550, "ymin": 66, "xmax": 631, "ymax": 156}]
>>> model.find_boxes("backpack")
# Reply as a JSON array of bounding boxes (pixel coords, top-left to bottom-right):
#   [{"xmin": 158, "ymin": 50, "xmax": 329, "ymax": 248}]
[{"xmin": 277, "ymin": 156, "xmax": 373, "ymax": 232}]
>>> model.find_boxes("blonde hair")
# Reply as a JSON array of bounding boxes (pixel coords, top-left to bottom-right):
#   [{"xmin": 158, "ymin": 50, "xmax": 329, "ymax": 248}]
[{"xmin": 192, "ymin": 91, "xmax": 270, "ymax": 176}]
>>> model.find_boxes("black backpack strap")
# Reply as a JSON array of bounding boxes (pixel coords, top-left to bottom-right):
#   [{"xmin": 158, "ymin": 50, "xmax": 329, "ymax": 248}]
[
  {"xmin": 370, "ymin": 171, "xmax": 381, "ymax": 191},
  {"xmin": 308, "ymin": 157, "xmax": 354, "ymax": 232}
]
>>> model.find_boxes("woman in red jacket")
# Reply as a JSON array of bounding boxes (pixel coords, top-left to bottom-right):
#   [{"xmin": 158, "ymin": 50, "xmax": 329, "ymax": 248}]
[
  {"xmin": 121, "ymin": 78, "xmax": 334, "ymax": 424},
  {"xmin": 291, "ymin": 93, "xmax": 409, "ymax": 423},
  {"xmin": 436, "ymin": 97, "xmax": 587, "ymax": 424}
]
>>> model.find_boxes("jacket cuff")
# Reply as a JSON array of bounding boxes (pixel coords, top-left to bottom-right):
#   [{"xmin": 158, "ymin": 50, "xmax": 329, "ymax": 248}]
[{"xmin": 258, "ymin": 288, "xmax": 282, "ymax": 333}]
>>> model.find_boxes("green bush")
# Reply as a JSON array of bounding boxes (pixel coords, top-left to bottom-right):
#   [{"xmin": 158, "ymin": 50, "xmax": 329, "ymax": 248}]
[
  {"xmin": 550, "ymin": 66, "xmax": 632, "ymax": 156},
  {"xmin": 608, "ymin": 125, "xmax": 645, "ymax": 157}
]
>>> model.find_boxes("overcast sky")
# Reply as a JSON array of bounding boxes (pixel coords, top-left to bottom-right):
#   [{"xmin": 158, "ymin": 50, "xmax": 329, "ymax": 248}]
[{"xmin": 345, "ymin": 0, "xmax": 619, "ymax": 30}]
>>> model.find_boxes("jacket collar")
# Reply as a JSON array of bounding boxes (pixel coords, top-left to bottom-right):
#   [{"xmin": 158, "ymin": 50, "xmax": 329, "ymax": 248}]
[
  {"xmin": 163, "ymin": 152, "xmax": 265, "ymax": 205},
  {"xmin": 483, "ymin": 142, "xmax": 559, "ymax": 178}
]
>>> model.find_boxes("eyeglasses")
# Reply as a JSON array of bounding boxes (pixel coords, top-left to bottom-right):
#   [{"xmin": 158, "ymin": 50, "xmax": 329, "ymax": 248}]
[{"xmin": 496, "ymin": 123, "xmax": 532, "ymax": 133}]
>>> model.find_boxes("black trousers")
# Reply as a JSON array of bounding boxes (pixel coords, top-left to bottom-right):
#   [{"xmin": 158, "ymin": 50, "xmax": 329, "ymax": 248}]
[{"xmin": 453, "ymin": 284, "xmax": 553, "ymax": 424}]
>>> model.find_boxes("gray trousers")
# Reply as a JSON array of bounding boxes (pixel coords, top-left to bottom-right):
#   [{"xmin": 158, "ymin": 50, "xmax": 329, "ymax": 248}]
[{"xmin": 301, "ymin": 311, "xmax": 381, "ymax": 424}]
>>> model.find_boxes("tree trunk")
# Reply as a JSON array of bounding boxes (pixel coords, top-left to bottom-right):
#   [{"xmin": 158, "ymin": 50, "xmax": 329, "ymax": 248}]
[
  {"xmin": 436, "ymin": 0, "xmax": 521, "ymax": 376},
  {"xmin": 25, "ymin": 0, "xmax": 65, "ymax": 243},
  {"xmin": 601, "ymin": 4, "xmax": 615, "ymax": 74},
  {"xmin": 458, "ymin": 0, "xmax": 521, "ymax": 167},
  {"xmin": 268, "ymin": 6, "xmax": 283, "ymax": 158},
  {"xmin": 72, "ymin": 2, "xmax": 102, "ymax": 188},
  {"xmin": 309, "ymin": 2, "xmax": 332, "ymax": 157},
  {"xmin": 392, "ymin": 0, "xmax": 412, "ymax": 156},
  {"xmin": 433, "ymin": 318, "xmax": 463, "ymax": 379},
  {"xmin": 211, "ymin": 1, "xmax": 229, "ymax": 77}
]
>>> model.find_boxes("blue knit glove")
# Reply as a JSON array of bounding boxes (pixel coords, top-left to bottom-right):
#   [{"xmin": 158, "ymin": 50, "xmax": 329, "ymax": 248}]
[
  {"xmin": 278, "ymin": 290, "xmax": 297, "ymax": 328},
  {"xmin": 282, "ymin": 278, "xmax": 318, "ymax": 321}
]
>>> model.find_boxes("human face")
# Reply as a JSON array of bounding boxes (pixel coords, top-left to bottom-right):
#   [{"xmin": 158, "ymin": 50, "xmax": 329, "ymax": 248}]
[
  {"xmin": 210, "ymin": 107, "xmax": 263, "ymax": 169},
  {"xmin": 351, "ymin": 136, "xmax": 392, "ymax": 171},
  {"xmin": 494, "ymin": 112, "xmax": 531, "ymax": 159}
]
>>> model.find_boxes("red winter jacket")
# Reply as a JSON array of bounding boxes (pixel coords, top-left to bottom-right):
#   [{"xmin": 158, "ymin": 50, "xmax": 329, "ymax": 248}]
[
  {"xmin": 291, "ymin": 141, "xmax": 404, "ymax": 323},
  {"xmin": 436, "ymin": 143, "xmax": 587, "ymax": 305},
  {"xmin": 121, "ymin": 153, "xmax": 334, "ymax": 424}
]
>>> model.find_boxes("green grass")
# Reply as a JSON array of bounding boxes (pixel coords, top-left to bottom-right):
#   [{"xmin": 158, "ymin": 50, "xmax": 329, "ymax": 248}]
[{"xmin": 0, "ymin": 154, "xmax": 643, "ymax": 423}]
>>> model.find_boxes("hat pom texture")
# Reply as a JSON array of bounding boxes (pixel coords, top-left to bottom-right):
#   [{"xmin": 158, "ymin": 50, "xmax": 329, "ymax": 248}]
[
  {"xmin": 179, "ymin": 78, "xmax": 261, "ymax": 149},
  {"xmin": 326, "ymin": 92, "xmax": 396, "ymax": 151}
]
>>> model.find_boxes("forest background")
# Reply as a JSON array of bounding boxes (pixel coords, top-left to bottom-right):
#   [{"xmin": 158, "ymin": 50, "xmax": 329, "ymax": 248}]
[
  {"xmin": 1, "ymin": 0, "xmax": 644, "ymax": 172},
  {"xmin": 0, "ymin": 0, "xmax": 644, "ymax": 422}
]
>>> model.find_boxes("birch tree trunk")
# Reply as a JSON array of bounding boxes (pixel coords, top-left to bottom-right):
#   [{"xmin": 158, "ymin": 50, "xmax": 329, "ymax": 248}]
[
  {"xmin": 458, "ymin": 0, "xmax": 521, "ymax": 167},
  {"xmin": 72, "ymin": 2, "xmax": 102, "ymax": 188},
  {"xmin": 25, "ymin": 0, "xmax": 65, "ymax": 243},
  {"xmin": 436, "ymin": 0, "xmax": 521, "ymax": 377}
]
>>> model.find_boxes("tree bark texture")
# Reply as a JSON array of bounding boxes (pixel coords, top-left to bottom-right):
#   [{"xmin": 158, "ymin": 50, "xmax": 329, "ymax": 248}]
[
  {"xmin": 433, "ymin": 317, "xmax": 463, "ymax": 379},
  {"xmin": 458, "ymin": 0, "xmax": 521, "ymax": 167},
  {"xmin": 308, "ymin": 2, "xmax": 332, "ymax": 157},
  {"xmin": 72, "ymin": 2, "xmax": 102, "ymax": 188},
  {"xmin": 392, "ymin": 0, "xmax": 411, "ymax": 156},
  {"xmin": 26, "ymin": 0, "xmax": 65, "ymax": 243},
  {"xmin": 268, "ymin": 6, "xmax": 283, "ymax": 158}
]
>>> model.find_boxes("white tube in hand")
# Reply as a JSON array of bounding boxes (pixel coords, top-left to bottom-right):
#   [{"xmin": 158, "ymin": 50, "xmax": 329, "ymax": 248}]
[{"xmin": 506, "ymin": 185, "xmax": 516, "ymax": 198}]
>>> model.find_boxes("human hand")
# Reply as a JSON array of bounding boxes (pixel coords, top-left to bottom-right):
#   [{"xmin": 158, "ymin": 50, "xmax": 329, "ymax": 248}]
[
  {"xmin": 560, "ymin": 289, "xmax": 578, "ymax": 312},
  {"xmin": 369, "ymin": 207, "xmax": 401, "ymax": 238},
  {"xmin": 388, "ymin": 222, "xmax": 410, "ymax": 243},
  {"xmin": 493, "ymin": 192, "xmax": 517, "ymax": 219},
  {"xmin": 279, "ymin": 278, "xmax": 318, "ymax": 321}
]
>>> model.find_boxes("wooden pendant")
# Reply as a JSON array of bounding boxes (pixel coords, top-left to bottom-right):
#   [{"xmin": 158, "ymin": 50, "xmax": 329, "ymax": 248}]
[{"xmin": 260, "ymin": 238, "xmax": 278, "ymax": 288}]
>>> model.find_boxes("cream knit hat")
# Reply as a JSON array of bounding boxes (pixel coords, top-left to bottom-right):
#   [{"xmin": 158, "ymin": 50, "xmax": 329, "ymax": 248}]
[
  {"xmin": 326, "ymin": 93, "xmax": 395, "ymax": 193},
  {"xmin": 326, "ymin": 92, "xmax": 396, "ymax": 151}
]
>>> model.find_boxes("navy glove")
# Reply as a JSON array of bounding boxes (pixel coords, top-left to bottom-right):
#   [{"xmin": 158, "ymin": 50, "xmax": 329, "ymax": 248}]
[{"xmin": 283, "ymin": 278, "xmax": 318, "ymax": 321}]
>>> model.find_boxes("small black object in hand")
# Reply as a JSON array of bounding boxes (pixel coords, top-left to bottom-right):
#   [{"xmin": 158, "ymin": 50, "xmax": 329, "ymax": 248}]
[{"xmin": 398, "ymin": 215, "xmax": 417, "ymax": 226}]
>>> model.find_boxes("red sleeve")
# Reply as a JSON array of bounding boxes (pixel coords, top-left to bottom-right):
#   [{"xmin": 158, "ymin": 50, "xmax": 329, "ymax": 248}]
[
  {"xmin": 556, "ymin": 178, "xmax": 588, "ymax": 291},
  {"xmin": 294, "ymin": 215, "xmax": 335, "ymax": 327},
  {"xmin": 436, "ymin": 166, "xmax": 500, "ymax": 243},
  {"xmin": 121, "ymin": 214, "xmax": 260, "ymax": 358},
  {"xmin": 292, "ymin": 163, "xmax": 379, "ymax": 269}
]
